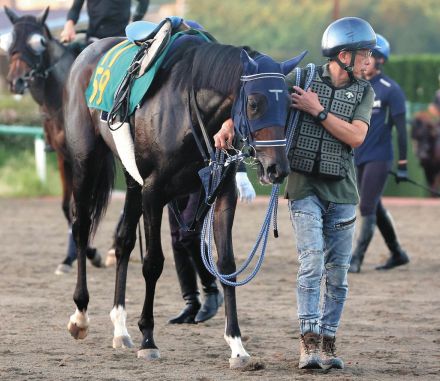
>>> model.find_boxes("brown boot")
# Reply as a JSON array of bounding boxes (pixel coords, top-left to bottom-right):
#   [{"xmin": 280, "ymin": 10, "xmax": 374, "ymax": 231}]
[
  {"xmin": 298, "ymin": 332, "xmax": 322, "ymax": 369},
  {"xmin": 321, "ymin": 335, "xmax": 344, "ymax": 369}
]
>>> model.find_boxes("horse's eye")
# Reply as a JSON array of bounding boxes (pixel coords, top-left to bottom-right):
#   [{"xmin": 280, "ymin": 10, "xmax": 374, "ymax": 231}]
[
  {"xmin": 27, "ymin": 33, "xmax": 47, "ymax": 55},
  {"xmin": 249, "ymin": 100, "xmax": 258, "ymax": 111},
  {"xmin": 246, "ymin": 93, "xmax": 267, "ymax": 120}
]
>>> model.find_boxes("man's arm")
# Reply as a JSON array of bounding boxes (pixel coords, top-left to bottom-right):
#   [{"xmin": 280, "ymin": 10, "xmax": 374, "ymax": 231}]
[
  {"xmin": 133, "ymin": 0, "xmax": 150, "ymax": 22},
  {"xmin": 291, "ymin": 86, "xmax": 368, "ymax": 148},
  {"xmin": 393, "ymin": 112, "xmax": 409, "ymax": 181},
  {"xmin": 61, "ymin": 0, "xmax": 85, "ymax": 42},
  {"xmin": 393, "ymin": 113, "xmax": 408, "ymax": 163}
]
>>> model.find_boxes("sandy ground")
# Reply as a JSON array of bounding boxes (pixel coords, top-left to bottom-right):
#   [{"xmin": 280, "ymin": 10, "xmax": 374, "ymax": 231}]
[{"xmin": 0, "ymin": 195, "xmax": 439, "ymax": 381}]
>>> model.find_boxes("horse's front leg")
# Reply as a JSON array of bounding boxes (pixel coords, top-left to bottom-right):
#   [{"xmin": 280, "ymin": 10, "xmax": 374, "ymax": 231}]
[
  {"xmin": 214, "ymin": 180, "xmax": 251, "ymax": 369},
  {"xmin": 110, "ymin": 174, "xmax": 142, "ymax": 349},
  {"xmin": 137, "ymin": 186, "xmax": 164, "ymax": 360}
]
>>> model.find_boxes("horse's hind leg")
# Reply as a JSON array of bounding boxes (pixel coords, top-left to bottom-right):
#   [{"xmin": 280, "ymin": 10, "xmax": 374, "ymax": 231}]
[
  {"xmin": 55, "ymin": 158, "xmax": 103, "ymax": 274},
  {"xmin": 137, "ymin": 185, "xmax": 164, "ymax": 360},
  {"xmin": 110, "ymin": 173, "xmax": 142, "ymax": 349},
  {"xmin": 67, "ymin": 139, "xmax": 114, "ymax": 340},
  {"xmin": 214, "ymin": 182, "xmax": 250, "ymax": 368}
]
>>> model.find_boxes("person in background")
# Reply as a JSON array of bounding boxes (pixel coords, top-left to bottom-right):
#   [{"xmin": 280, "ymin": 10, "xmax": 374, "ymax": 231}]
[
  {"xmin": 60, "ymin": 0, "xmax": 149, "ymax": 43},
  {"xmin": 167, "ymin": 160, "xmax": 256, "ymax": 324},
  {"xmin": 349, "ymin": 34, "xmax": 410, "ymax": 273}
]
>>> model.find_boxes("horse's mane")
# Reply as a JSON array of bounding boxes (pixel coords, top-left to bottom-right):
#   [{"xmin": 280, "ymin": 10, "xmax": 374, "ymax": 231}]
[{"xmin": 167, "ymin": 40, "xmax": 249, "ymax": 97}]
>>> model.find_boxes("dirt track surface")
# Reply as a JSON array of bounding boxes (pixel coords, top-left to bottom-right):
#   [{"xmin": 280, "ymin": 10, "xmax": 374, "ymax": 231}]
[{"xmin": 0, "ymin": 196, "xmax": 439, "ymax": 380}]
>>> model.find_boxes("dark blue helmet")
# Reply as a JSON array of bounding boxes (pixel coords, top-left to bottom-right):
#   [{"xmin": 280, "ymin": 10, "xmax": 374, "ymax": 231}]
[
  {"xmin": 321, "ymin": 17, "xmax": 377, "ymax": 57},
  {"xmin": 373, "ymin": 34, "xmax": 390, "ymax": 61}
]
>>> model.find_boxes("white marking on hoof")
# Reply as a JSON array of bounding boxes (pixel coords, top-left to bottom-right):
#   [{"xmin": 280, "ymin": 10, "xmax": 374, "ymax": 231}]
[
  {"xmin": 224, "ymin": 334, "xmax": 250, "ymax": 368},
  {"xmin": 54, "ymin": 263, "xmax": 72, "ymax": 275},
  {"xmin": 229, "ymin": 355, "xmax": 251, "ymax": 369},
  {"xmin": 67, "ymin": 309, "xmax": 89, "ymax": 339},
  {"xmin": 137, "ymin": 348, "xmax": 160, "ymax": 360},
  {"xmin": 105, "ymin": 249, "xmax": 116, "ymax": 267},
  {"xmin": 110, "ymin": 306, "xmax": 132, "ymax": 348}
]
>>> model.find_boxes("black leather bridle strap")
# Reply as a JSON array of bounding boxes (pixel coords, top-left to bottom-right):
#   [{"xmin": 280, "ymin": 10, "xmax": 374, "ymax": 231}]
[{"xmin": 190, "ymin": 87, "xmax": 216, "ymax": 161}]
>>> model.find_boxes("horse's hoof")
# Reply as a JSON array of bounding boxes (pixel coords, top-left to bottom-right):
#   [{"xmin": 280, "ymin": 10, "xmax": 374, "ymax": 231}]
[
  {"xmin": 67, "ymin": 320, "xmax": 88, "ymax": 340},
  {"xmin": 137, "ymin": 348, "xmax": 160, "ymax": 360},
  {"xmin": 113, "ymin": 335, "xmax": 134, "ymax": 349},
  {"xmin": 229, "ymin": 355, "xmax": 251, "ymax": 369},
  {"xmin": 105, "ymin": 249, "xmax": 116, "ymax": 267},
  {"xmin": 54, "ymin": 263, "xmax": 72, "ymax": 275}
]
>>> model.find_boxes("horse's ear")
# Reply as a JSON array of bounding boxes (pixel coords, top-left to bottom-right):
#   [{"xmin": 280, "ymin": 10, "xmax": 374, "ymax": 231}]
[
  {"xmin": 36, "ymin": 6, "xmax": 50, "ymax": 25},
  {"xmin": 4, "ymin": 6, "xmax": 19, "ymax": 24},
  {"xmin": 281, "ymin": 50, "xmax": 308, "ymax": 76},
  {"xmin": 240, "ymin": 49, "xmax": 258, "ymax": 76}
]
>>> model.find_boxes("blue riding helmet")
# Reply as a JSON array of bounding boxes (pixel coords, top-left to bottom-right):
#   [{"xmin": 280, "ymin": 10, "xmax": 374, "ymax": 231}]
[
  {"xmin": 321, "ymin": 17, "xmax": 377, "ymax": 57},
  {"xmin": 373, "ymin": 33, "xmax": 390, "ymax": 61}
]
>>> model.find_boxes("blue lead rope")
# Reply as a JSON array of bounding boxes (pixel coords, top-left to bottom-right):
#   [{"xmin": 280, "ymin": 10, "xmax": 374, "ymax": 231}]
[{"xmin": 201, "ymin": 64, "xmax": 316, "ymax": 286}]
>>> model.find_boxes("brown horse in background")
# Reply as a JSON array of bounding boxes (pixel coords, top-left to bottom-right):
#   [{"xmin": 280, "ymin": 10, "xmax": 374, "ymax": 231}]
[
  {"xmin": 411, "ymin": 105, "xmax": 440, "ymax": 196},
  {"xmin": 4, "ymin": 6, "xmax": 103, "ymax": 270}
]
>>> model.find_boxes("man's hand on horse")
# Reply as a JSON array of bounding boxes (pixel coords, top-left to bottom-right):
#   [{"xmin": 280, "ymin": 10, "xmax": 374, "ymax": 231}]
[
  {"xmin": 60, "ymin": 20, "xmax": 76, "ymax": 43},
  {"xmin": 214, "ymin": 118, "xmax": 235, "ymax": 150}
]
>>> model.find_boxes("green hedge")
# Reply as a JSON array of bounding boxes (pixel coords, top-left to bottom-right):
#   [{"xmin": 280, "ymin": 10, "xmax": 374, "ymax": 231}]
[{"xmin": 385, "ymin": 54, "xmax": 440, "ymax": 103}]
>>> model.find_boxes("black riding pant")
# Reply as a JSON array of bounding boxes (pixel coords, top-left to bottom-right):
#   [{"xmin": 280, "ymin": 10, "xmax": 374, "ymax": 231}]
[
  {"xmin": 168, "ymin": 191, "xmax": 215, "ymax": 298},
  {"xmin": 356, "ymin": 160, "xmax": 392, "ymax": 216}
]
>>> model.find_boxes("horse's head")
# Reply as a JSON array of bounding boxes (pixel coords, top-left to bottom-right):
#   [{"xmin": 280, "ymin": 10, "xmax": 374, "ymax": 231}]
[
  {"xmin": 3, "ymin": 6, "xmax": 50, "ymax": 94},
  {"xmin": 232, "ymin": 50, "xmax": 306, "ymax": 184}
]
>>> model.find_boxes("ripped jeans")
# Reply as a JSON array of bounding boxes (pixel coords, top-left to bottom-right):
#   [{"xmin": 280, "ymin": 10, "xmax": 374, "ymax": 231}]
[{"xmin": 289, "ymin": 195, "xmax": 356, "ymax": 337}]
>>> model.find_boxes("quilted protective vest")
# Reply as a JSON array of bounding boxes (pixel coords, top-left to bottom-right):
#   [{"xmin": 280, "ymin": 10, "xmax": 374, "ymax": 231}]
[{"xmin": 289, "ymin": 66, "xmax": 368, "ymax": 180}]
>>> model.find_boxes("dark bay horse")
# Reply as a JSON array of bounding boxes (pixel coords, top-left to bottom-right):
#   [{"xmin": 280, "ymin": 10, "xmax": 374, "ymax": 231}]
[
  {"xmin": 65, "ymin": 32, "xmax": 304, "ymax": 367},
  {"xmin": 4, "ymin": 6, "xmax": 102, "ymax": 271}
]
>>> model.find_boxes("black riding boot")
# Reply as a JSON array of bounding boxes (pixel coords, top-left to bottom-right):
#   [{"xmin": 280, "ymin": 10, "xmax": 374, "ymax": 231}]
[
  {"xmin": 375, "ymin": 204, "xmax": 409, "ymax": 270},
  {"xmin": 184, "ymin": 240, "xmax": 223, "ymax": 323},
  {"xmin": 168, "ymin": 241, "xmax": 201, "ymax": 324},
  {"xmin": 195, "ymin": 280, "xmax": 224, "ymax": 323},
  {"xmin": 349, "ymin": 215, "xmax": 376, "ymax": 273},
  {"xmin": 167, "ymin": 292, "xmax": 201, "ymax": 324}
]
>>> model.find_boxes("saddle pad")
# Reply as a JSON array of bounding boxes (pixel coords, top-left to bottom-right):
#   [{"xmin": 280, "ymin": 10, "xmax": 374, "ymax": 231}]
[{"xmin": 86, "ymin": 30, "xmax": 193, "ymax": 115}]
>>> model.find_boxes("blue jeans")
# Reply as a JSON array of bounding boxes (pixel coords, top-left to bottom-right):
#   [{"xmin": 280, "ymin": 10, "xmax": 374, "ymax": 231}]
[{"xmin": 288, "ymin": 195, "xmax": 356, "ymax": 337}]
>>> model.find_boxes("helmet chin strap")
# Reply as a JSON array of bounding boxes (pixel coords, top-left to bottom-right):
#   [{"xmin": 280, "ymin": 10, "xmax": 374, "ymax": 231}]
[{"xmin": 333, "ymin": 51, "xmax": 356, "ymax": 81}]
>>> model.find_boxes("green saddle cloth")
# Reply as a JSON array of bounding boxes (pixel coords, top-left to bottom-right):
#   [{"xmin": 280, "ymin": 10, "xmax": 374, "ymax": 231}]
[{"xmin": 86, "ymin": 31, "xmax": 207, "ymax": 115}]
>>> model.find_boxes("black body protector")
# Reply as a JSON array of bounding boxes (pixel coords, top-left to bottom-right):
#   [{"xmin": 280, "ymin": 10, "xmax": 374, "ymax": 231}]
[{"xmin": 289, "ymin": 66, "xmax": 368, "ymax": 180}]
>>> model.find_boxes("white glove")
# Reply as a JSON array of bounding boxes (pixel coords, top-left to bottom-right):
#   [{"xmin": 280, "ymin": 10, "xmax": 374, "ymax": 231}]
[{"xmin": 235, "ymin": 172, "xmax": 256, "ymax": 203}]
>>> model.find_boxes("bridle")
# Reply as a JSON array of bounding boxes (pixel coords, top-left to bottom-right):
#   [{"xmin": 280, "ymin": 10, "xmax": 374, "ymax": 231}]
[{"xmin": 8, "ymin": 20, "xmax": 68, "ymax": 88}]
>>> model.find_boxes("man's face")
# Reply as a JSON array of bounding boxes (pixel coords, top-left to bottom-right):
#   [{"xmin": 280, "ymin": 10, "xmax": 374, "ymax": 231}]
[
  {"xmin": 339, "ymin": 49, "xmax": 372, "ymax": 79},
  {"xmin": 362, "ymin": 55, "xmax": 378, "ymax": 79},
  {"xmin": 352, "ymin": 49, "xmax": 372, "ymax": 78}
]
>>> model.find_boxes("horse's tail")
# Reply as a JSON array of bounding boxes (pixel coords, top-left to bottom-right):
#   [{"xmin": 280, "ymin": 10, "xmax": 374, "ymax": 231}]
[{"xmin": 88, "ymin": 147, "xmax": 115, "ymax": 237}]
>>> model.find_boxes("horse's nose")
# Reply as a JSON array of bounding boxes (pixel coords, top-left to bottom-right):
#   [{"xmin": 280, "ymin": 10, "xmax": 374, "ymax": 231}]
[
  {"xmin": 9, "ymin": 78, "xmax": 26, "ymax": 94},
  {"xmin": 267, "ymin": 163, "xmax": 289, "ymax": 184}
]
